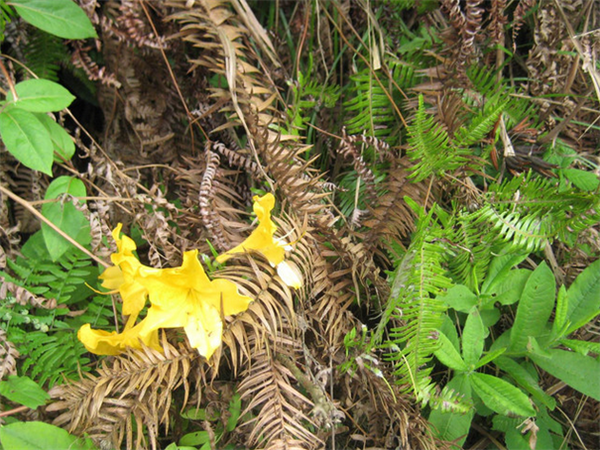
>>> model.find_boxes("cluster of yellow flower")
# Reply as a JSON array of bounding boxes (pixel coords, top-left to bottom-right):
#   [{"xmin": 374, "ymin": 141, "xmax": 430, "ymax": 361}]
[{"xmin": 78, "ymin": 194, "xmax": 301, "ymax": 359}]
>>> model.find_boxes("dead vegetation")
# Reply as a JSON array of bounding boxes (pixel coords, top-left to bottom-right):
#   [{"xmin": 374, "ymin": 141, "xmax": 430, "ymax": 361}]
[{"xmin": 1, "ymin": 0, "xmax": 599, "ymax": 449}]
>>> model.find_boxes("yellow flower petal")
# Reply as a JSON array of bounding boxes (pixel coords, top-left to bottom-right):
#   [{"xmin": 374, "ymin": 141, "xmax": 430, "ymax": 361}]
[
  {"xmin": 77, "ymin": 321, "xmax": 161, "ymax": 356},
  {"xmin": 184, "ymin": 302, "xmax": 223, "ymax": 359},
  {"xmin": 132, "ymin": 250, "xmax": 253, "ymax": 358},
  {"xmin": 99, "ymin": 223, "xmax": 148, "ymax": 320},
  {"xmin": 216, "ymin": 193, "xmax": 285, "ymax": 266}
]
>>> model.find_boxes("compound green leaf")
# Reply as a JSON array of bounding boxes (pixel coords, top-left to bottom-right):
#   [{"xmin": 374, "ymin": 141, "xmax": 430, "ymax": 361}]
[
  {"xmin": 428, "ymin": 374, "xmax": 474, "ymax": 448},
  {"xmin": 8, "ymin": 0, "xmax": 97, "ymax": 39},
  {"xmin": 559, "ymin": 338, "xmax": 600, "ymax": 357},
  {"xmin": 552, "ymin": 284, "xmax": 569, "ymax": 338},
  {"xmin": 0, "ymin": 107, "xmax": 53, "ymax": 174},
  {"xmin": 565, "ymin": 258, "xmax": 600, "ymax": 334},
  {"xmin": 7, "ymin": 79, "xmax": 75, "ymax": 112},
  {"xmin": 34, "ymin": 113, "xmax": 75, "ymax": 161},
  {"xmin": 439, "ymin": 284, "xmax": 477, "ymax": 312},
  {"xmin": 0, "ymin": 421, "xmax": 96, "ymax": 450},
  {"xmin": 489, "ymin": 269, "xmax": 531, "ymax": 306},
  {"xmin": 41, "ymin": 176, "xmax": 89, "ymax": 261},
  {"xmin": 471, "ymin": 372, "xmax": 536, "ymax": 417},
  {"xmin": 494, "ymin": 356, "xmax": 555, "ymax": 410},
  {"xmin": 462, "ymin": 309, "xmax": 485, "ymax": 367},
  {"xmin": 475, "ymin": 347, "xmax": 506, "ymax": 369},
  {"xmin": 510, "ymin": 262, "xmax": 555, "ymax": 352},
  {"xmin": 0, "ymin": 375, "xmax": 49, "ymax": 409},
  {"xmin": 563, "ymin": 168, "xmax": 600, "ymax": 192},
  {"xmin": 434, "ymin": 331, "xmax": 468, "ymax": 372},
  {"xmin": 482, "ymin": 251, "xmax": 529, "ymax": 294},
  {"xmin": 530, "ymin": 348, "xmax": 600, "ymax": 401}
]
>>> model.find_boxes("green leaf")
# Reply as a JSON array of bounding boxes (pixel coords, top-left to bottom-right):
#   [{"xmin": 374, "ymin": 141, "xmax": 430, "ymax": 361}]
[
  {"xmin": 434, "ymin": 331, "xmax": 468, "ymax": 372},
  {"xmin": 552, "ymin": 284, "xmax": 568, "ymax": 338},
  {"xmin": 565, "ymin": 259, "xmax": 600, "ymax": 334},
  {"xmin": 487, "ymin": 269, "xmax": 531, "ymax": 306},
  {"xmin": 8, "ymin": 0, "xmax": 97, "ymax": 39},
  {"xmin": 41, "ymin": 176, "xmax": 89, "ymax": 261},
  {"xmin": 33, "ymin": 113, "xmax": 75, "ymax": 161},
  {"xmin": 0, "ymin": 421, "xmax": 97, "ymax": 450},
  {"xmin": 428, "ymin": 374, "xmax": 474, "ymax": 448},
  {"xmin": 0, "ymin": 375, "xmax": 50, "ymax": 409},
  {"xmin": 482, "ymin": 251, "xmax": 529, "ymax": 293},
  {"xmin": 462, "ymin": 309, "xmax": 485, "ymax": 366},
  {"xmin": 440, "ymin": 314, "xmax": 460, "ymax": 352},
  {"xmin": 439, "ymin": 285, "xmax": 477, "ymax": 312},
  {"xmin": 470, "ymin": 372, "xmax": 536, "ymax": 417},
  {"xmin": 0, "ymin": 107, "xmax": 53, "ymax": 174},
  {"xmin": 495, "ymin": 357, "xmax": 556, "ymax": 410},
  {"xmin": 530, "ymin": 348, "xmax": 600, "ymax": 401},
  {"xmin": 179, "ymin": 431, "xmax": 211, "ymax": 447},
  {"xmin": 559, "ymin": 338, "xmax": 600, "ymax": 357},
  {"xmin": 510, "ymin": 262, "xmax": 555, "ymax": 352},
  {"xmin": 474, "ymin": 347, "xmax": 506, "ymax": 369},
  {"xmin": 562, "ymin": 168, "xmax": 600, "ymax": 191},
  {"xmin": 226, "ymin": 393, "xmax": 241, "ymax": 432},
  {"xmin": 7, "ymin": 79, "xmax": 75, "ymax": 112}
]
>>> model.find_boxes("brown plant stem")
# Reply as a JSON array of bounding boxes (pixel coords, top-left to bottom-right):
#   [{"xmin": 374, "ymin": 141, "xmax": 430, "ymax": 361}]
[{"xmin": 0, "ymin": 184, "xmax": 110, "ymax": 268}]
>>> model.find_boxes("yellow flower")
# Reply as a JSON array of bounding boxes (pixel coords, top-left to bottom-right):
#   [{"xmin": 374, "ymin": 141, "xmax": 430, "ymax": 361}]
[
  {"xmin": 216, "ymin": 193, "xmax": 302, "ymax": 288},
  {"xmin": 134, "ymin": 250, "xmax": 253, "ymax": 359},
  {"xmin": 77, "ymin": 316, "xmax": 161, "ymax": 356},
  {"xmin": 217, "ymin": 193, "xmax": 285, "ymax": 265},
  {"xmin": 98, "ymin": 224, "xmax": 148, "ymax": 323},
  {"xmin": 79, "ymin": 228, "xmax": 253, "ymax": 359}
]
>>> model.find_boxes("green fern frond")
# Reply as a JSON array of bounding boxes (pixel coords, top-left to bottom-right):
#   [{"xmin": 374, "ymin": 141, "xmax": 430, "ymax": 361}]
[
  {"xmin": 336, "ymin": 169, "xmax": 386, "ymax": 219},
  {"xmin": 285, "ymin": 64, "xmax": 341, "ymax": 136},
  {"xmin": 22, "ymin": 28, "xmax": 68, "ymax": 81},
  {"xmin": 407, "ymin": 95, "xmax": 470, "ymax": 181},
  {"xmin": 466, "ymin": 65, "xmax": 536, "ymax": 129},
  {"xmin": 418, "ymin": 378, "xmax": 473, "ymax": 413},
  {"xmin": 473, "ymin": 172, "xmax": 600, "ymax": 251},
  {"xmin": 344, "ymin": 60, "xmax": 415, "ymax": 147},
  {"xmin": 1, "ymin": 232, "xmax": 104, "ymax": 387},
  {"xmin": 454, "ymin": 97, "xmax": 508, "ymax": 149},
  {"xmin": 378, "ymin": 200, "xmax": 452, "ymax": 395},
  {"xmin": 445, "ymin": 208, "xmax": 495, "ymax": 290},
  {"xmin": 18, "ymin": 329, "xmax": 90, "ymax": 387}
]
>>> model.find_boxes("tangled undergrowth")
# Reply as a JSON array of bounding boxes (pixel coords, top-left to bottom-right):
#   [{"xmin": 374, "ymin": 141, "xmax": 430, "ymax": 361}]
[{"xmin": 0, "ymin": 1, "xmax": 599, "ymax": 449}]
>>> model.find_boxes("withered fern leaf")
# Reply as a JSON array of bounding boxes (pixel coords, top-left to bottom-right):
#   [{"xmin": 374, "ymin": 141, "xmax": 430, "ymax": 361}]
[{"xmin": 48, "ymin": 338, "xmax": 197, "ymax": 450}]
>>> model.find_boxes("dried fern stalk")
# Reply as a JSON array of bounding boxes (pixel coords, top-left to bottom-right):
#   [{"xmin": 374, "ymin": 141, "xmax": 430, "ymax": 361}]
[{"xmin": 47, "ymin": 337, "xmax": 198, "ymax": 450}]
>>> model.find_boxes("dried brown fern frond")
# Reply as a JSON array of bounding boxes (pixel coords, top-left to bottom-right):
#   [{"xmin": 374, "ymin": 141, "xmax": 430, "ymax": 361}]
[
  {"xmin": 218, "ymin": 255, "xmax": 298, "ymax": 370},
  {"xmin": 362, "ymin": 157, "xmax": 427, "ymax": 251},
  {"xmin": 175, "ymin": 152, "xmax": 248, "ymax": 251},
  {"xmin": 348, "ymin": 366, "xmax": 441, "ymax": 450},
  {"xmin": 337, "ymin": 129, "xmax": 379, "ymax": 204},
  {"xmin": 100, "ymin": 0, "xmax": 168, "ymax": 50},
  {"xmin": 488, "ymin": 0, "xmax": 508, "ymax": 46},
  {"xmin": 70, "ymin": 40, "xmax": 121, "ymax": 88},
  {"xmin": 512, "ymin": 0, "xmax": 536, "ymax": 51},
  {"xmin": 48, "ymin": 337, "xmax": 199, "ymax": 450},
  {"xmin": 460, "ymin": 0, "xmax": 484, "ymax": 65},
  {"xmin": 237, "ymin": 342, "xmax": 323, "ymax": 450},
  {"xmin": 198, "ymin": 146, "xmax": 229, "ymax": 251},
  {"xmin": 167, "ymin": 0, "xmax": 330, "ymax": 219},
  {"xmin": 0, "ymin": 329, "xmax": 19, "ymax": 381}
]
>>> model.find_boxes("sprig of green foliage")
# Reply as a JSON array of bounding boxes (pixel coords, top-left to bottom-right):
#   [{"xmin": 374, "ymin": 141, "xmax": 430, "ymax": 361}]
[{"xmin": 0, "ymin": 232, "xmax": 108, "ymax": 387}]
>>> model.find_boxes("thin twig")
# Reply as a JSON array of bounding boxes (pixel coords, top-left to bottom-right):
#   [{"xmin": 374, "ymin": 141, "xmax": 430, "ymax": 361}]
[{"xmin": 0, "ymin": 184, "xmax": 110, "ymax": 268}]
